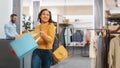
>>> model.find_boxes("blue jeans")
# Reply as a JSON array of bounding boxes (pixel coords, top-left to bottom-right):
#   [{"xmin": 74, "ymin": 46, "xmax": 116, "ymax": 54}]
[{"xmin": 31, "ymin": 49, "xmax": 52, "ymax": 68}]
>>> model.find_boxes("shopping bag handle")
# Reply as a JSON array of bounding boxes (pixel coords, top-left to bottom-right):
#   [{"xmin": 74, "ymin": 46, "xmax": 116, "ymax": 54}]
[
  {"xmin": 35, "ymin": 37, "xmax": 41, "ymax": 42},
  {"xmin": 31, "ymin": 32, "xmax": 41, "ymax": 42}
]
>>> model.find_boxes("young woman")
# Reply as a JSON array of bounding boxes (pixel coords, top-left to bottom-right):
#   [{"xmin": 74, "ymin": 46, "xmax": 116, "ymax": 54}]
[{"xmin": 31, "ymin": 9, "xmax": 55, "ymax": 68}]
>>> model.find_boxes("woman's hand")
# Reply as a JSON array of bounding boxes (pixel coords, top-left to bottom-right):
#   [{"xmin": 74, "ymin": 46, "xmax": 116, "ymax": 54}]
[
  {"xmin": 40, "ymin": 31, "xmax": 46, "ymax": 37},
  {"xmin": 22, "ymin": 30, "xmax": 28, "ymax": 34}
]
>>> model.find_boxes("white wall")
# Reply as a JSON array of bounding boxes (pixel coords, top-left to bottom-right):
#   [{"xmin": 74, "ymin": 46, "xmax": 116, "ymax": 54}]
[
  {"xmin": 41, "ymin": 6, "xmax": 93, "ymax": 22},
  {"xmin": 0, "ymin": 0, "xmax": 13, "ymax": 39}
]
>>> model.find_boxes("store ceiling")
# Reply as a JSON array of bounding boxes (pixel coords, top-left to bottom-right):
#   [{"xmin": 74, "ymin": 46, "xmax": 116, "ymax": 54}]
[{"xmin": 23, "ymin": 0, "xmax": 93, "ymax": 6}]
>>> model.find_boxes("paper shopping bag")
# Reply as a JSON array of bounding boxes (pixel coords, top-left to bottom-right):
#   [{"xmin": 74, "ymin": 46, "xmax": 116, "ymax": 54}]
[{"xmin": 10, "ymin": 32, "xmax": 40, "ymax": 59}]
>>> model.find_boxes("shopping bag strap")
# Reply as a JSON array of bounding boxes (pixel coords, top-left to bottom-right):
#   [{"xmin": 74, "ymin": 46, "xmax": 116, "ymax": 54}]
[
  {"xmin": 32, "ymin": 32, "xmax": 40, "ymax": 37},
  {"xmin": 35, "ymin": 37, "xmax": 41, "ymax": 42},
  {"xmin": 31, "ymin": 32, "xmax": 41, "ymax": 42},
  {"xmin": 54, "ymin": 35, "xmax": 63, "ymax": 46}
]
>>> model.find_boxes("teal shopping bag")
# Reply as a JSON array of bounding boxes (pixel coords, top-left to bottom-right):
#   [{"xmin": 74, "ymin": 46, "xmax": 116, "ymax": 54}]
[{"xmin": 10, "ymin": 32, "xmax": 40, "ymax": 59}]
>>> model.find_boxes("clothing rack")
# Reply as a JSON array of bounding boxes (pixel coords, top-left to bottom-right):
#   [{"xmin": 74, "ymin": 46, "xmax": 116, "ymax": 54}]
[
  {"xmin": 58, "ymin": 23, "xmax": 73, "ymax": 47},
  {"xmin": 87, "ymin": 29, "xmax": 114, "ymax": 68},
  {"xmin": 108, "ymin": 32, "xmax": 120, "ymax": 34}
]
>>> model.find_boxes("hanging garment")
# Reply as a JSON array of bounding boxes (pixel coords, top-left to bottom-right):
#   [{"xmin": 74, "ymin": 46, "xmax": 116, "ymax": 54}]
[
  {"xmin": 89, "ymin": 35, "xmax": 98, "ymax": 59},
  {"xmin": 103, "ymin": 36, "xmax": 115, "ymax": 68},
  {"xmin": 108, "ymin": 36, "xmax": 120, "ymax": 68},
  {"xmin": 89, "ymin": 35, "xmax": 98, "ymax": 68},
  {"xmin": 96, "ymin": 35, "xmax": 104, "ymax": 68},
  {"xmin": 91, "ymin": 59, "xmax": 97, "ymax": 68},
  {"xmin": 64, "ymin": 28, "xmax": 72, "ymax": 45},
  {"xmin": 72, "ymin": 31, "xmax": 83, "ymax": 42},
  {"xmin": 80, "ymin": 30, "xmax": 84, "ymax": 41},
  {"xmin": 60, "ymin": 28, "xmax": 66, "ymax": 45},
  {"xmin": 85, "ymin": 30, "xmax": 91, "ymax": 45}
]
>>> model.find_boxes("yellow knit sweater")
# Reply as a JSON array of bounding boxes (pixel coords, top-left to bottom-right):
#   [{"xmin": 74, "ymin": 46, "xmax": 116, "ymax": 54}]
[{"xmin": 30, "ymin": 22, "xmax": 55, "ymax": 50}]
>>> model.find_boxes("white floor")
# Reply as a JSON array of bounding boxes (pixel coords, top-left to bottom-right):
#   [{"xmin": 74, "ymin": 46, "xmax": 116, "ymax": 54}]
[{"xmin": 51, "ymin": 55, "xmax": 91, "ymax": 68}]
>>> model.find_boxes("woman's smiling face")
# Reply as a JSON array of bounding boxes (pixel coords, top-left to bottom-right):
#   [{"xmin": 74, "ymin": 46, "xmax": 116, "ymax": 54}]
[{"xmin": 40, "ymin": 10, "xmax": 50, "ymax": 23}]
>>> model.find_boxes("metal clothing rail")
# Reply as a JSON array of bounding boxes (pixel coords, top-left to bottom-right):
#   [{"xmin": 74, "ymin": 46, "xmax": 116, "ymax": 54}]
[
  {"xmin": 108, "ymin": 32, "xmax": 120, "ymax": 34},
  {"xmin": 87, "ymin": 29, "xmax": 107, "ymax": 30}
]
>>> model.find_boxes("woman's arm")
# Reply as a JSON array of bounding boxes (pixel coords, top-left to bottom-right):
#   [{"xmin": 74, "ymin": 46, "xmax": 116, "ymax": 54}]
[{"xmin": 40, "ymin": 23, "xmax": 55, "ymax": 43}]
